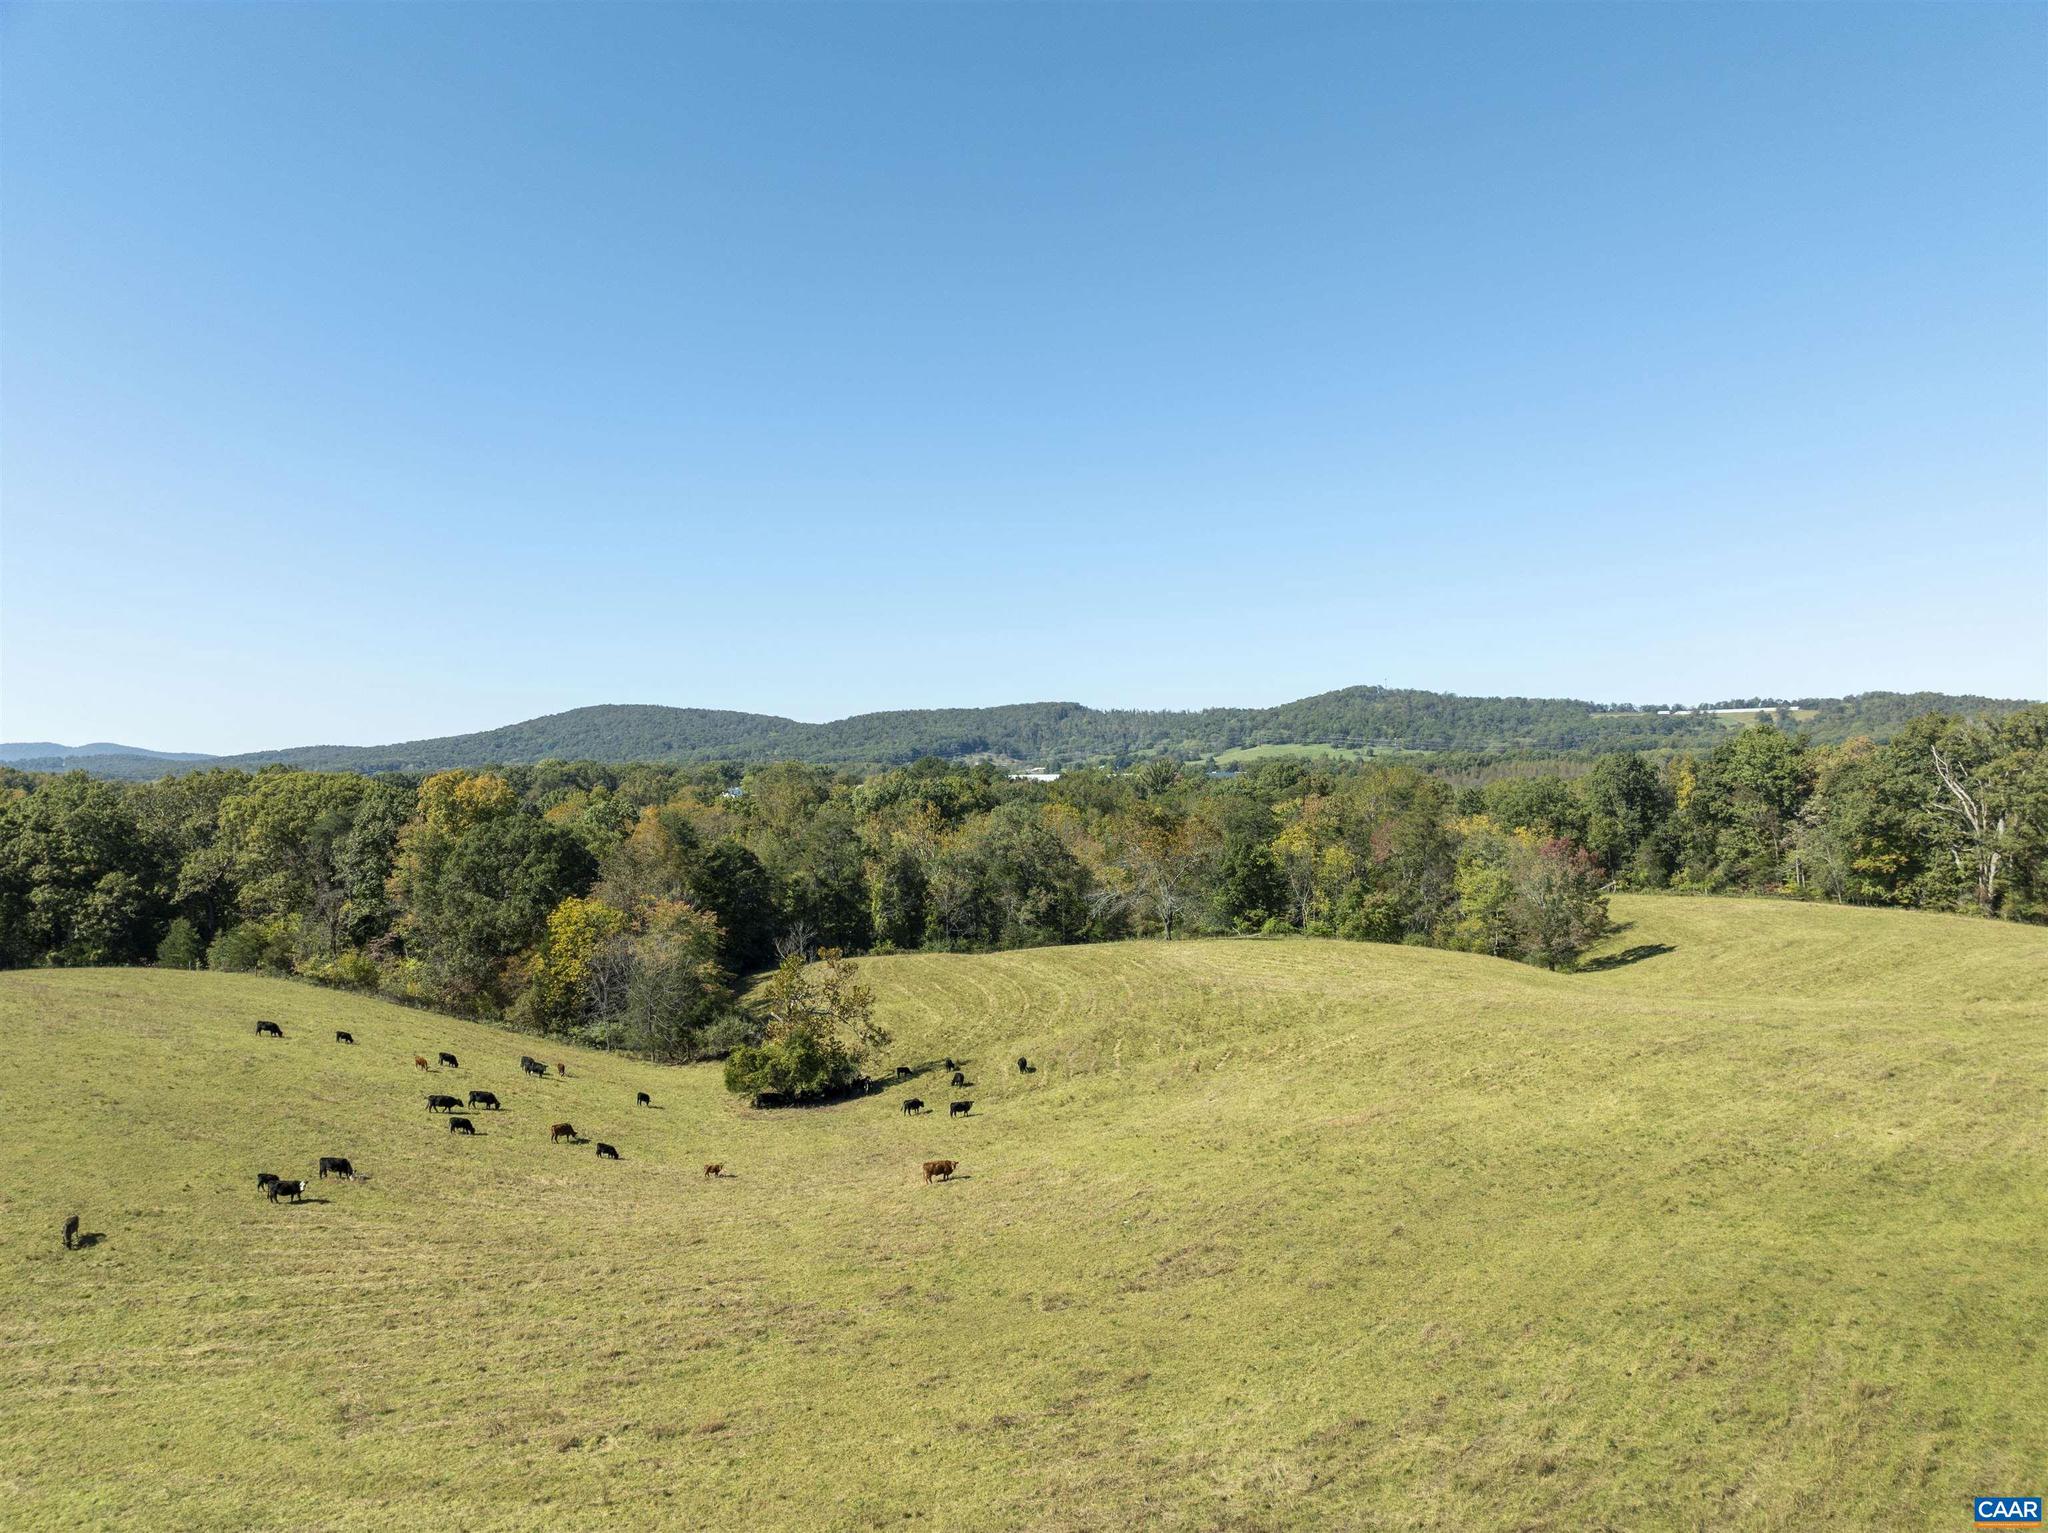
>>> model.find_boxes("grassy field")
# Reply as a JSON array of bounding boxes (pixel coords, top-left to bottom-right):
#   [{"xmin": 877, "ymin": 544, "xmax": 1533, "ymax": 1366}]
[
  {"xmin": 1209, "ymin": 742, "xmax": 1425, "ymax": 765},
  {"xmin": 4, "ymin": 896, "xmax": 2043, "ymax": 1530}
]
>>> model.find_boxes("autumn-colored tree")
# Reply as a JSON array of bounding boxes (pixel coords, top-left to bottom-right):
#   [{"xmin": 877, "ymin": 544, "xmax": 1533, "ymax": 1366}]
[{"xmin": 524, "ymin": 895, "xmax": 627, "ymax": 1031}]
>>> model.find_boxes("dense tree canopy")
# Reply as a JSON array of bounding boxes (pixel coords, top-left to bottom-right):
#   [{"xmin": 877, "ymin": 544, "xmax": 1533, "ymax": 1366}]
[{"xmin": 2, "ymin": 706, "xmax": 2041, "ymax": 1058}]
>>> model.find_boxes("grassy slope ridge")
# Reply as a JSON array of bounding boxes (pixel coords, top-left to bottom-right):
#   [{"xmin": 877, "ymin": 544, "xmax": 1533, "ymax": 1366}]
[{"xmin": 3, "ymin": 897, "xmax": 2043, "ymax": 1530}]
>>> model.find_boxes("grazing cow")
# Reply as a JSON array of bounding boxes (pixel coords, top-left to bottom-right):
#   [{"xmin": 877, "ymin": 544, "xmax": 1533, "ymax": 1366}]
[
  {"xmin": 902, "ymin": 1098, "xmax": 924, "ymax": 1116},
  {"xmin": 449, "ymin": 1116, "xmax": 476, "ymax": 1135},
  {"xmin": 595, "ymin": 1142, "xmax": 619, "ymax": 1160},
  {"xmin": 317, "ymin": 1156, "xmax": 356, "ymax": 1181},
  {"xmin": 636, "ymin": 1091, "xmax": 651, "ymax": 1108},
  {"xmin": 922, "ymin": 1159, "xmax": 957, "ymax": 1184},
  {"xmin": 335, "ymin": 1030, "xmax": 355, "ymax": 1045},
  {"xmin": 555, "ymin": 1061, "xmax": 567, "ymax": 1077},
  {"xmin": 256, "ymin": 1020, "xmax": 283, "ymax": 1038},
  {"xmin": 426, "ymin": 1093, "xmax": 461, "ymax": 1112},
  {"xmin": 256, "ymin": 1172, "xmax": 280, "ymax": 1191},
  {"xmin": 467, "ymin": 1090, "xmax": 499, "ymax": 1110},
  {"xmin": 703, "ymin": 1163, "xmax": 722, "ymax": 1177},
  {"xmin": 63, "ymin": 1215, "xmax": 79, "ymax": 1250},
  {"xmin": 415, "ymin": 1056, "xmax": 431, "ymax": 1071},
  {"xmin": 1017, "ymin": 1056, "xmax": 1029, "ymax": 1072},
  {"xmin": 521, "ymin": 1058, "xmax": 548, "ymax": 1078},
  {"xmin": 550, "ymin": 1122, "xmax": 576, "ymax": 1143},
  {"xmin": 438, "ymin": 1052, "xmax": 459, "ymax": 1069},
  {"xmin": 267, "ymin": 1178, "xmax": 306, "ymax": 1203},
  {"xmin": 950, "ymin": 1100, "xmax": 973, "ymax": 1118},
  {"xmin": 951, "ymin": 1071, "xmax": 967, "ymax": 1087},
  {"xmin": 895, "ymin": 1065, "xmax": 913, "ymax": 1080},
  {"xmin": 944, "ymin": 1057, "xmax": 957, "ymax": 1071}
]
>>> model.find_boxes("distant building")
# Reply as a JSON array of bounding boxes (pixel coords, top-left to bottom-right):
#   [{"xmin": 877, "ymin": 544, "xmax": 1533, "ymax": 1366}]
[{"xmin": 1008, "ymin": 770, "xmax": 1061, "ymax": 783}]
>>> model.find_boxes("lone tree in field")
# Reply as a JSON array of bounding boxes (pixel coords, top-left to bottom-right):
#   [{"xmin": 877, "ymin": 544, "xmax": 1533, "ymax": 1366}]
[{"xmin": 723, "ymin": 949, "xmax": 886, "ymax": 1102}]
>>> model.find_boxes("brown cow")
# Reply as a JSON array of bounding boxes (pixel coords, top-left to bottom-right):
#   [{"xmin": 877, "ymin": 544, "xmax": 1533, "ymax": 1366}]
[
  {"xmin": 555, "ymin": 1061, "xmax": 567, "ymax": 1077},
  {"xmin": 414, "ymin": 1056, "xmax": 430, "ymax": 1071},
  {"xmin": 550, "ymin": 1122, "xmax": 577, "ymax": 1143},
  {"xmin": 703, "ymin": 1163, "xmax": 723, "ymax": 1177},
  {"xmin": 922, "ymin": 1159, "xmax": 957, "ymax": 1184}
]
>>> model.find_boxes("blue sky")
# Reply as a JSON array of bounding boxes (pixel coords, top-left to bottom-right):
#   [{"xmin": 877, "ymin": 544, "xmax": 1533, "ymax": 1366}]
[{"xmin": 3, "ymin": 2, "xmax": 2043, "ymax": 753}]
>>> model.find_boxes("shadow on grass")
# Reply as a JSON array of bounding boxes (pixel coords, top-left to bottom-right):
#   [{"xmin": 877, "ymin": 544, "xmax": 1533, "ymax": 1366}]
[
  {"xmin": 1578, "ymin": 943, "xmax": 1676, "ymax": 972},
  {"xmin": 73, "ymin": 1232, "xmax": 107, "ymax": 1249}
]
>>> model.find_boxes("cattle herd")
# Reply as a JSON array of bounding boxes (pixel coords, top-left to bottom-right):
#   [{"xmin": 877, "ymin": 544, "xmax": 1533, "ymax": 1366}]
[{"xmin": 60, "ymin": 1017, "xmax": 1003, "ymax": 1251}]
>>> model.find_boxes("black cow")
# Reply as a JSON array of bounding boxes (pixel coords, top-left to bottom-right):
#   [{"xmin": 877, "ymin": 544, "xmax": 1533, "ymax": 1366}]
[
  {"xmin": 438, "ymin": 1052, "xmax": 459, "ymax": 1069},
  {"xmin": 449, "ymin": 1116, "xmax": 476, "ymax": 1135},
  {"xmin": 896, "ymin": 1065, "xmax": 913, "ymax": 1080},
  {"xmin": 902, "ymin": 1098, "xmax": 924, "ymax": 1116},
  {"xmin": 951, "ymin": 1071, "xmax": 967, "ymax": 1087},
  {"xmin": 426, "ymin": 1093, "xmax": 461, "ymax": 1112},
  {"xmin": 595, "ymin": 1142, "xmax": 619, "ymax": 1160},
  {"xmin": 257, "ymin": 1172, "xmax": 280, "ymax": 1191},
  {"xmin": 950, "ymin": 1100, "xmax": 973, "ymax": 1118},
  {"xmin": 256, "ymin": 1020, "xmax": 283, "ymax": 1038},
  {"xmin": 334, "ymin": 1030, "xmax": 355, "ymax": 1044},
  {"xmin": 266, "ymin": 1179, "xmax": 306, "ymax": 1203},
  {"xmin": 317, "ymin": 1156, "xmax": 355, "ymax": 1181},
  {"xmin": 944, "ymin": 1057, "xmax": 957, "ymax": 1071},
  {"xmin": 521, "ymin": 1058, "xmax": 549, "ymax": 1078},
  {"xmin": 1017, "ymin": 1056, "xmax": 1030, "ymax": 1073},
  {"xmin": 467, "ymin": 1090, "xmax": 499, "ymax": 1110},
  {"xmin": 63, "ymin": 1215, "xmax": 79, "ymax": 1250},
  {"xmin": 636, "ymin": 1091, "xmax": 651, "ymax": 1107}
]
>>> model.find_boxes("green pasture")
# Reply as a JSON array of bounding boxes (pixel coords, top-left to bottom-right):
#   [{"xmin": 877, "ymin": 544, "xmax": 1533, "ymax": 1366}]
[{"xmin": 3, "ymin": 895, "xmax": 2042, "ymax": 1530}]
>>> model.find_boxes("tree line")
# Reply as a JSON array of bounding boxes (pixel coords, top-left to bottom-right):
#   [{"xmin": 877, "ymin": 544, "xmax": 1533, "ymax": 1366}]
[{"xmin": 2, "ymin": 706, "xmax": 2040, "ymax": 1063}]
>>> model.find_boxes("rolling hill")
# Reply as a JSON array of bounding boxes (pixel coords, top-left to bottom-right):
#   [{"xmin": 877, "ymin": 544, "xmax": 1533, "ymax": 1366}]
[
  {"xmin": 4, "ymin": 895, "xmax": 2043, "ymax": 1530},
  {"xmin": 8, "ymin": 687, "xmax": 2037, "ymax": 779}
]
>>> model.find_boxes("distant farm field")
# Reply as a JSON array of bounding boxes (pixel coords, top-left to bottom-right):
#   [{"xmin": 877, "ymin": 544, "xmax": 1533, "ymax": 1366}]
[
  {"xmin": 4, "ymin": 896, "xmax": 2044, "ymax": 1530},
  {"xmin": 1211, "ymin": 741, "xmax": 1394, "ymax": 764}
]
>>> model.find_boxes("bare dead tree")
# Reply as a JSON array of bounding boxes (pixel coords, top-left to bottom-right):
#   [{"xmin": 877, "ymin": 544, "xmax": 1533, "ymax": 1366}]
[
  {"xmin": 1930, "ymin": 742, "xmax": 2005, "ymax": 914},
  {"xmin": 774, "ymin": 919, "xmax": 818, "ymax": 965}
]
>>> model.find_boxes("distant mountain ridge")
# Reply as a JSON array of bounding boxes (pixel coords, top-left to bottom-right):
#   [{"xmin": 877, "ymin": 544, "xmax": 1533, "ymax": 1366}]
[
  {"xmin": 0, "ymin": 741, "xmax": 216, "ymax": 763},
  {"xmin": 6, "ymin": 688, "xmax": 2036, "ymax": 780}
]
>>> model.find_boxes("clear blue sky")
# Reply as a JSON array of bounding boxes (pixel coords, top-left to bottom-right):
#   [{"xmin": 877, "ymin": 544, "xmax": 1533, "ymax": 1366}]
[{"xmin": 3, "ymin": 2, "xmax": 2043, "ymax": 753}]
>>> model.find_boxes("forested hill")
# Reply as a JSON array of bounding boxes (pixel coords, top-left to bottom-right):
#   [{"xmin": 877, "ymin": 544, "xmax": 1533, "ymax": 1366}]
[{"xmin": 9, "ymin": 688, "xmax": 2036, "ymax": 778}]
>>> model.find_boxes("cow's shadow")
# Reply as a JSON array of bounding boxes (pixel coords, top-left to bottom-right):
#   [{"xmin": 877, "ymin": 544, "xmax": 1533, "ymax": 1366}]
[
  {"xmin": 280, "ymin": 1198, "xmax": 332, "ymax": 1207},
  {"xmin": 73, "ymin": 1232, "xmax": 107, "ymax": 1249}
]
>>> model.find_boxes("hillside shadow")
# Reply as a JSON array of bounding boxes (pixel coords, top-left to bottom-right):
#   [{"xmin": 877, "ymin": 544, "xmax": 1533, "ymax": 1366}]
[
  {"xmin": 1578, "ymin": 943, "xmax": 1676, "ymax": 973},
  {"xmin": 886, "ymin": 1060, "xmax": 950, "ymax": 1085}
]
